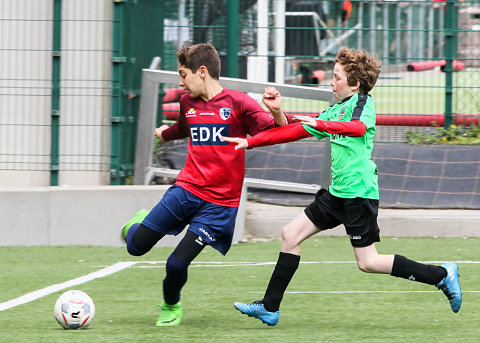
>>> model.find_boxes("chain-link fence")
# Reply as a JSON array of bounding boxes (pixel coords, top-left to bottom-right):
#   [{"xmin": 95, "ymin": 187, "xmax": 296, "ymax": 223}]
[
  {"xmin": 0, "ymin": 0, "xmax": 113, "ymax": 186},
  {"xmin": 1, "ymin": 0, "xmax": 479, "ymax": 187},
  {"xmin": 162, "ymin": 0, "xmax": 480, "ymax": 141},
  {"xmin": 0, "ymin": 0, "xmax": 164, "ymax": 187}
]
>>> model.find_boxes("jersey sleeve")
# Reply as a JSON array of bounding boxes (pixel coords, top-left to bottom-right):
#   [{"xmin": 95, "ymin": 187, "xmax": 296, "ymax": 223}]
[
  {"xmin": 355, "ymin": 94, "xmax": 376, "ymax": 129},
  {"xmin": 314, "ymin": 120, "xmax": 367, "ymax": 137},
  {"xmin": 240, "ymin": 94, "xmax": 277, "ymax": 136},
  {"xmin": 161, "ymin": 100, "xmax": 190, "ymax": 141},
  {"xmin": 302, "ymin": 109, "xmax": 331, "ymax": 139},
  {"xmin": 247, "ymin": 122, "xmax": 312, "ymax": 148}
]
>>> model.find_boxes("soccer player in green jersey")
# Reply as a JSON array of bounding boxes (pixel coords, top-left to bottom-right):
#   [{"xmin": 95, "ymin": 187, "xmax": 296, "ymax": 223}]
[{"xmin": 221, "ymin": 47, "xmax": 462, "ymax": 326}]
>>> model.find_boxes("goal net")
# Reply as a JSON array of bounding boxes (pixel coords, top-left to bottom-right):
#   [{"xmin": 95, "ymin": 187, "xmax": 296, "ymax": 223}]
[{"xmin": 134, "ymin": 69, "xmax": 480, "ymax": 209}]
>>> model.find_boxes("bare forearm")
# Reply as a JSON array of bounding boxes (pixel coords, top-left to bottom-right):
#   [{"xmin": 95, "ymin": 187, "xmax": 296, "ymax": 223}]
[{"xmin": 272, "ymin": 109, "xmax": 287, "ymax": 126}]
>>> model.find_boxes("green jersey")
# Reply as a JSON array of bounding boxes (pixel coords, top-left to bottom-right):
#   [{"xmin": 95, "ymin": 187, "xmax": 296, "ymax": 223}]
[{"xmin": 304, "ymin": 93, "xmax": 379, "ymax": 199}]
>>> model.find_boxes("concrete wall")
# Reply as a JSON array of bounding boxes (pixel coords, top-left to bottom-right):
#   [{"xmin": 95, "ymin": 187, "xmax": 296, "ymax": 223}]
[
  {"xmin": 0, "ymin": 185, "xmax": 246, "ymax": 247},
  {"xmin": 0, "ymin": 0, "xmax": 112, "ymax": 187},
  {"xmin": 1, "ymin": 186, "xmax": 165, "ymax": 246},
  {"xmin": 244, "ymin": 202, "xmax": 480, "ymax": 240},
  {"xmin": 1, "ymin": 186, "xmax": 478, "ymax": 247}
]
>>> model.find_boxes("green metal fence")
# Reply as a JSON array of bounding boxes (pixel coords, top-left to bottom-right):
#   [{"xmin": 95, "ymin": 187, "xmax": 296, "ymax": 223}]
[
  {"xmin": 0, "ymin": 0, "xmax": 164, "ymax": 187},
  {"xmin": 0, "ymin": 0, "xmax": 114, "ymax": 187},
  {"xmin": 162, "ymin": 0, "xmax": 480, "ymax": 135},
  {"xmin": 110, "ymin": 0, "xmax": 164, "ymax": 185},
  {"xmin": 0, "ymin": 0, "xmax": 478, "ymax": 187}
]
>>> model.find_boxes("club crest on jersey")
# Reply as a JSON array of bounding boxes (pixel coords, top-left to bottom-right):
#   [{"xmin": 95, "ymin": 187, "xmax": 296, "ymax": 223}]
[
  {"xmin": 219, "ymin": 108, "xmax": 231, "ymax": 120},
  {"xmin": 338, "ymin": 106, "xmax": 347, "ymax": 119}
]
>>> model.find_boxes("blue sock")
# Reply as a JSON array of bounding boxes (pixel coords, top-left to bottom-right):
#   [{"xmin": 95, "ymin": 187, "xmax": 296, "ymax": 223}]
[
  {"xmin": 126, "ymin": 223, "xmax": 146, "ymax": 256},
  {"xmin": 163, "ymin": 254, "xmax": 190, "ymax": 305}
]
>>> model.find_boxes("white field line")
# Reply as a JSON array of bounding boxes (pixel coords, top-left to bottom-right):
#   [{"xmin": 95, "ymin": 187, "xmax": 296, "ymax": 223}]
[
  {"xmin": 0, "ymin": 261, "xmax": 137, "ymax": 312},
  {"xmin": 244, "ymin": 290, "xmax": 480, "ymax": 294},
  {"xmin": 131, "ymin": 260, "xmax": 480, "ymax": 268},
  {"xmin": 2, "ymin": 260, "xmax": 479, "ymax": 312}
]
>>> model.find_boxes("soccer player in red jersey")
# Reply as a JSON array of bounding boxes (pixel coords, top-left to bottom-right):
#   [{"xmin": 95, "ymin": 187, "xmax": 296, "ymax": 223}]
[{"xmin": 121, "ymin": 43, "xmax": 287, "ymax": 326}]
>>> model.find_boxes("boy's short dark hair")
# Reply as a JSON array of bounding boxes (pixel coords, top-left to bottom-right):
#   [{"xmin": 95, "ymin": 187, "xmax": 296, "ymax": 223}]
[
  {"xmin": 176, "ymin": 43, "xmax": 221, "ymax": 79},
  {"xmin": 335, "ymin": 47, "xmax": 381, "ymax": 94}
]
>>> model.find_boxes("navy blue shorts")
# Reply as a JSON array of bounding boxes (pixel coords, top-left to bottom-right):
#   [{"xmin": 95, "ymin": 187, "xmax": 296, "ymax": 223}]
[
  {"xmin": 142, "ymin": 185, "xmax": 238, "ymax": 255},
  {"xmin": 304, "ymin": 188, "xmax": 380, "ymax": 247}
]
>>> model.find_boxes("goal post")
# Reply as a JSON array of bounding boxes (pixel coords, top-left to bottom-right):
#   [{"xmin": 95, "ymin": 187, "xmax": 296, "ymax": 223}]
[{"xmin": 133, "ymin": 69, "xmax": 335, "ymax": 186}]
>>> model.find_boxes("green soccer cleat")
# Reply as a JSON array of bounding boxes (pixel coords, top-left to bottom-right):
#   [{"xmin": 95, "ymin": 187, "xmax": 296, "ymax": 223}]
[
  {"xmin": 156, "ymin": 301, "xmax": 183, "ymax": 327},
  {"xmin": 121, "ymin": 209, "xmax": 149, "ymax": 241}
]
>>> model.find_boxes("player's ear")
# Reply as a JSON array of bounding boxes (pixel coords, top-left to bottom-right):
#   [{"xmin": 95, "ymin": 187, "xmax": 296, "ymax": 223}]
[
  {"xmin": 198, "ymin": 65, "xmax": 208, "ymax": 79},
  {"xmin": 352, "ymin": 80, "xmax": 360, "ymax": 91}
]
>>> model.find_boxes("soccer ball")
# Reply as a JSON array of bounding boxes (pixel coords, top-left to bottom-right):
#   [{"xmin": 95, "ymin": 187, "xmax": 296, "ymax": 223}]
[{"xmin": 54, "ymin": 290, "xmax": 95, "ymax": 329}]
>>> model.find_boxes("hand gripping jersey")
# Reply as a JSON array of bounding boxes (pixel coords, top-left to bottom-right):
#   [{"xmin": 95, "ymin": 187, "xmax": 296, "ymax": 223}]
[
  {"xmin": 303, "ymin": 93, "xmax": 379, "ymax": 199},
  {"xmin": 161, "ymin": 88, "xmax": 277, "ymax": 207}
]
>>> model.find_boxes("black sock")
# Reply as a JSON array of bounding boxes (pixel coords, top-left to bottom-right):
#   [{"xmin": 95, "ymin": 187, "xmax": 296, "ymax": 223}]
[
  {"xmin": 163, "ymin": 253, "xmax": 190, "ymax": 305},
  {"xmin": 391, "ymin": 254, "xmax": 447, "ymax": 285},
  {"xmin": 262, "ymin": 252, "xmax": 300, "ymax": 312}
]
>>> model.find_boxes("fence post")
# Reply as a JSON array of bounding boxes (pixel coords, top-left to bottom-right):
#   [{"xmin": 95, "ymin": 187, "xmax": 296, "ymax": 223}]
[
  {"xmin": 273, "ymin": 0, "xmax": 286, "ymax": 83},
  {"xmin": 50, "ymin": 0, "xmax": 62, "ymax": 186},
  {"xmin": 110, "ymin": 0, "xmax": 125, "ymax": 185},
  {"xmin": 226, "ymin": 0, "xmax": 239, "ymax": 77},
  {"xmin": 134, "ymin": 70, "xmax": 159, "ymax": 185},
  {"xmin": 444, "ymin": 0, "xmax": 458, "ymax": 129}
]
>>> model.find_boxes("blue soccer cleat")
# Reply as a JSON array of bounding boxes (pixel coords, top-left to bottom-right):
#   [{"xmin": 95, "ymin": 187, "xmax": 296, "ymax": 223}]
[
  {"xmin": 436, "ymin": 262, "xmax": 462, "ymax": 313},
  {"xmin": 234, "ymin": 301, "xmax": 280, "ymax": 326}
]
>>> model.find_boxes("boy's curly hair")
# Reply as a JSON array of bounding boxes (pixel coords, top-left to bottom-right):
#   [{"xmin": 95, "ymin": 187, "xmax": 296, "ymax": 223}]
[
  {"xmin": 335, "ymin": 47, "xmax": 381, "ymax": 94},
  {"xmin": 177, "ymin": 43, "xmax": 221, "ymax": 79}
]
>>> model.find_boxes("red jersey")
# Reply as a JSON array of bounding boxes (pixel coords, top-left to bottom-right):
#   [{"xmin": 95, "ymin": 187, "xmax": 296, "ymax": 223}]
[{"xmin": 162, "ymin": 88, "xmax": 278, "ymax": 207}]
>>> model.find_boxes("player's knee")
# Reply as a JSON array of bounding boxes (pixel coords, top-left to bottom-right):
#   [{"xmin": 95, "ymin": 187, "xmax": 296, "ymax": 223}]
[
  {"xmin": 126, "ymin": 224, "xmax": 163, "ymax": 256},
  {"xmin": 281, "ymin": 223, "xmax": 298, "ymax": 247},
  {"xmin": 125, "ymin": 227, "xmax": 147, "ymax": 256},
  {"xmin": 126, "ymin": 242, "xmax": 146, "ymax": 256},
  {"xmin": 166, "ymin": 253, "xmax": 189, "ymax": 275},
  {"xmin": 356, "ymin": 258, "xmax": 376, "ymax": 273}
]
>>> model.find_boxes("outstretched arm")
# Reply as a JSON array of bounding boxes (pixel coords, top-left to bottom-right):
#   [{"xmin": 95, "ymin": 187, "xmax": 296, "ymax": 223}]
[
  {"xmin": 222, "ymin": 122, "xmax": 312, "ymax": 150},
  {"xmin": 294, "ymin": 115, "xmax": 367, "ymax": 137},
  {"xmin": 154, "ymin": 125, "xmax": 170, "ymax": 143},
  {"xmin": 155, "ymin": 115, "xmax": 190, "ymax": 143}
]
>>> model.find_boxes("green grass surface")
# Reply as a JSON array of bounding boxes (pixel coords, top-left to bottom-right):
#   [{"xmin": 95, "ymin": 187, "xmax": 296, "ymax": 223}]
[
  {"xmin": 279, "ymin": 69, "xmax": 480, "ymax": 116},
  {"xmin": 372, "ymin": 69, "xmax": 480, "ymax": 115},
  {"xmin": 1, "ymin": 237, "xmax": 479, "ymax": 342}
]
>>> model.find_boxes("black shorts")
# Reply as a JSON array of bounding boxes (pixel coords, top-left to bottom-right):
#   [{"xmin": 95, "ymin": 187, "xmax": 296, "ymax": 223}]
[{"xmin": 304, "ymin": 188, "xmax": 380, "ymax": 247}]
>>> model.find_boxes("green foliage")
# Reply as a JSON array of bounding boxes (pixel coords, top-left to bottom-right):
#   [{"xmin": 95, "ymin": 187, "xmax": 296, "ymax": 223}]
[
  {"xmin": 1, "ymin": 238, "xmax": 480, "ymax": 343},
  {"xmin": 406, "ymin": 124, "xmax": 480, "ymax": 145}
]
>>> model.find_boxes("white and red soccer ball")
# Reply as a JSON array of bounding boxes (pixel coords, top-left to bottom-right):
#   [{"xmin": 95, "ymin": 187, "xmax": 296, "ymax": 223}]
[{"xmin": 54, "ymin": 290, "xmax": 95, "ymax": 329}]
